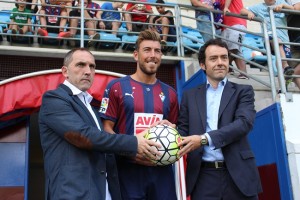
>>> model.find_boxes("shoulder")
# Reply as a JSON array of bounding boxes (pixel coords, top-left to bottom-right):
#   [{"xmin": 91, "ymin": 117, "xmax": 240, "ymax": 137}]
[
  {"xmin": 157, "ymin": 80, "xmax": 177, "ymax": 93},
  {"xmin": 226, "ymin": 81, "xmax": 254, "ymax": 94}
]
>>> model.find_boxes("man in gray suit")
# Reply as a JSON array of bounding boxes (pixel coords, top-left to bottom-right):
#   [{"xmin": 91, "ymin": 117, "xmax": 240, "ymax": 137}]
[
  {"xmin": 177, "ymin": 39, "xmax": 262, "ymax": 200},
  {"xmin": 39, "ymin": 48, "xmax": 160, "ymax": 200}
]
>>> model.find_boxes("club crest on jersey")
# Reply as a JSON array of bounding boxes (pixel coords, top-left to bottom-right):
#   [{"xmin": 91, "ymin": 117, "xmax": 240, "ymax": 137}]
[
  {"xmin": 159, "ymin": 92, "xmax": 165, "ymax": 102},
  {"xmin": 134, "ymin": 113, "xmax": 163, "ymax": 135},
  {"xmin": 99, "ymin": 97, "xmax": 109, "ymax": 113}
]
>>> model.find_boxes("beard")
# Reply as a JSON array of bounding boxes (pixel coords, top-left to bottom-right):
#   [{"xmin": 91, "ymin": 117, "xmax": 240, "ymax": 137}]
[{"xmin": 138, "ymin": 60, "xmax": 160, "ymax": 76}]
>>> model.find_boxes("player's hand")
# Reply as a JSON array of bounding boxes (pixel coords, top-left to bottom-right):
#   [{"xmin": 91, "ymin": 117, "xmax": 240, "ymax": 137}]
[
  {"xmin": 150, "ymin": 119, "xmax": 176, "ymax": 129},
  {"xmin": 133, "ymin": 154, "xmax": 156, "ymax": 166},
  {"xmin": 177, "ymin": 135, "xmax": 201, "ymax": 157},
  {"xmin": 136, "ymin": 129, "xmax": 161, "ymax": 160}
]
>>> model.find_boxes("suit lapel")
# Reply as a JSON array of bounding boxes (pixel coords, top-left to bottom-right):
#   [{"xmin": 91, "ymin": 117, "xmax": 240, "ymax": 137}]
[
  {"xmin": 196, "ymin": 84, "xmax": 207, "ymax": 131},
  {"xmin": 59, "ymin": 84, "xmax": 100, "ymax": 128},
  {"xmin": 218, "ymin": 81, "xmax": 235, "ymax": 120}
]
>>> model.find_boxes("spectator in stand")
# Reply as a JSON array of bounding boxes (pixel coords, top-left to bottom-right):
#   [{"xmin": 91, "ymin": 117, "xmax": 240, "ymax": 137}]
[
  {"xmin": 220, "ymin": 0, "xmax": 249, "ymax": 79},
  {"xmin": 8, "ymin": 0, "xmax": 32, "ymax": 38},
  {"xmin": 98, "ymin": 1, "xmax": 124, "ymax": 35},
  {"xmin": 124, "ymin": 0, "xmax": 153, "ymax": 33},
  {"xmin": 69, "ymin": 0, "xmax": 101, "ymax": 47},
  {"xmin": 190, "ymin": 0, "xmax": 215, "ymax": 43},
  {"xmin": 148, "ymin": 0, "xmax": 176, "ymax": 43},
  {"xmin": 37, "ymin": 0, "xmax": 71, "ymax": 39},
  {"xmin": 241, "ymin": 0, "xmax": 295, "ymax": 78},
  {"xmin": 287, "ymin": 0, "xmax": 300, "ymax": 89}
]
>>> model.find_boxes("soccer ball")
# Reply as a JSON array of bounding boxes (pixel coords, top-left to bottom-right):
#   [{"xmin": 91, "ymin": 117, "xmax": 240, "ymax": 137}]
[{"xmin": 144, "ymin": 124, "xmax": 181, "ymax": 166}]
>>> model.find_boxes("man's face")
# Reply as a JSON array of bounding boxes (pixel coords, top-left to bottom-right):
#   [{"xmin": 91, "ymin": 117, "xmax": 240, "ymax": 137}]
[
  {"xmin": 264, "ymin": 0, "xmax": 276, "ymax": 6},
  {"xmin": 62, "ymin": 50, "xmax": 96, "ymax": 91},
  {"xmin": 200, "ymin": 45, "xmax": 229, "ymax": 83},
  {"xmin": 134, "ymin": 40, "xmax": 162, "ymax": 75},
  {"xmin": 78, "ymin": 0, "xmax": 88, "ymax": 7},
  {"xmin": 156, "ymin": 6, "xmax": 165, "ymax": 14}
]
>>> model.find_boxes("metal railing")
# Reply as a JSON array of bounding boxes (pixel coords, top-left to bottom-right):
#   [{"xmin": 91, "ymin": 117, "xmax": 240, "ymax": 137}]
[{"xmin": 1, "ymin": 0, "xmax": 299, "ymax": 101}]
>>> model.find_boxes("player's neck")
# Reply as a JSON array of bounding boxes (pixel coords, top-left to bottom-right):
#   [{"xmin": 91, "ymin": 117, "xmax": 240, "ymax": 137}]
[{"xmin": 131, "ymin": 73, "xmax": 157, "ymax": 84}]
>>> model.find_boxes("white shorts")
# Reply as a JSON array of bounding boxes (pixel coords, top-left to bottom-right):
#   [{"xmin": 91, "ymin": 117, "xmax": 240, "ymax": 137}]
[{"xmin": 221, "ymin": 24, "xmax": 246, "ymax": 56}]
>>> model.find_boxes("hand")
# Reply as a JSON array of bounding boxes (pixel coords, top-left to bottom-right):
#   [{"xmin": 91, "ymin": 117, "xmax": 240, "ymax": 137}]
[
  {"xmin": 136, "ymin": 129, "xmax": 161, "ymax": 160},
  {"xmin": 274, "ymin": 4, "xmax": 284, "ymax": 12},
  {"xmin": 178, "ymin": 135, "xmax": 201, "ymax": 157},
  {"xmin": 247, "ymin": 12, "xmax": 255, "ymax": 20},
  {"xmin": 150, "ymin": 119, "xmax": 176, "ymax": 129},
  {"xmin": 223, "ymin": 7, "xmax": 230, "ymax": 15},
  {"xmin": 133, "ymin": 153, "xmax": 157, "ymax": 166}
]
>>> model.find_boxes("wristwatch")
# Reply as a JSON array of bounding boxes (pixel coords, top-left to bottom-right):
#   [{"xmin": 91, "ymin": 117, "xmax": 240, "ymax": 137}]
[{"xmin": 200, "ymin": 135, "xmax": 208, "ymax": 145}]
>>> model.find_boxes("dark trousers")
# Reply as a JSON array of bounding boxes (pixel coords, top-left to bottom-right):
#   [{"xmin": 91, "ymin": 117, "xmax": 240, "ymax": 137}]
[{"xmin": 191, "ymin": 167, "xmax": 258, "ymax": 200}]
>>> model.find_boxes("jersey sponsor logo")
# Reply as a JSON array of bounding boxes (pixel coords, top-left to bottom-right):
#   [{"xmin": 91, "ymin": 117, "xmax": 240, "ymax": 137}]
[
  {"xmin": 134, "ymin": 113, "xmax": 163, "ymax": 135},
  {"xmin": 99, "ymin": 97, "xmax": 109, "ymax": 113}
]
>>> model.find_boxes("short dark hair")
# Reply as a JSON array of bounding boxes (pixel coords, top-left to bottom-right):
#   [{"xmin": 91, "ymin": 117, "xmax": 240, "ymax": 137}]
[
  {"xmin": 198, "ymin": 38, "xmax": 229, "ymax": 64},
  {"xmin": 135, "ymin": 29, "xmax": 161, "ymax": 50},
  {"xmin": 64, "ymin": 48, "xmax": 93, "ymax": 67},
  {"xmin": 156, "ymin": 0, "xmax": 165, "ymax": 4}
]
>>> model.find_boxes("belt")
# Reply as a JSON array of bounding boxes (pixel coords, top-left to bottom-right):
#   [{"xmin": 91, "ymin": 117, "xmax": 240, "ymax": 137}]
[{"xmin": 201, "ymin": 161, "xmax": 226, "ymax": 169}]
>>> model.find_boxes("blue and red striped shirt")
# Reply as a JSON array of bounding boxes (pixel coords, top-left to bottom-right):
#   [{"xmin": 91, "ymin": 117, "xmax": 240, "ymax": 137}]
[{"xmin": 100, "ymin": 76, "xmax": 179, "ymax": 135}]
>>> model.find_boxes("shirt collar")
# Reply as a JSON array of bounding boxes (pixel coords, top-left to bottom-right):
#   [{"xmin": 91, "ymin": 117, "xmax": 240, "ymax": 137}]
[
  {"xmin": 206, "ymin": 77, "xmax": 227, "ymax": 89},
  {"xmin": 63, "ymin": 80, "xmax": 93, "ymax": 103}
]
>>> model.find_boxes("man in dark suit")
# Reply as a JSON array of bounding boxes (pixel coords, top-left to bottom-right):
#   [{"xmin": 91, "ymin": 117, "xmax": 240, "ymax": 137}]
[
  {"xmin": 177, "ymin": 39, "xmax": 262, "ymax": 200},
  {"xmin": 39, "ymin": 48, "xmax": 160, "ymax": 200}
]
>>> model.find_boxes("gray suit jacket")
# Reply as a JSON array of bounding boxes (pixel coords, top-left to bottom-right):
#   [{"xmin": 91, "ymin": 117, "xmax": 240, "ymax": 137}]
[
  {"xmin": 39, "ymin": 84, "xmax": 138, "ymax": 200},
  {"xmin": 177, "ymin": 81, "xmax": 262, "ymax": 197}
]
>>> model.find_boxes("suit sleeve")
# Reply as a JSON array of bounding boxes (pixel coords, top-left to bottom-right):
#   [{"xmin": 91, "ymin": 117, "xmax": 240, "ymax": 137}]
[
  {"xmin": 208, "ymin": 85, "xmax": 256, "ymax": 149},
  {"xmin": 39, "ymin": 90, "xmax": 137, "ymax": 156}
]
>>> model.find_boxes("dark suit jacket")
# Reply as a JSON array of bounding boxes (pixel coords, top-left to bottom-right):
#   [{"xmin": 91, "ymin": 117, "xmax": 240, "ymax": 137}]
[
  {"xmin": 177, "ymin": 81, "xmax": 262, "ymax": 197},
  {"xmin": 39, "ymin": 84, "xmax": 138, "ymax": 200}
]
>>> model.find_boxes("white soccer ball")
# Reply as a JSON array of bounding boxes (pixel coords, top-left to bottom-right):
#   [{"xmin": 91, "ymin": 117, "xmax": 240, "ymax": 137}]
[{"xmin": 144, "ymin": 124, "xmax": 181, "ymax": 166}]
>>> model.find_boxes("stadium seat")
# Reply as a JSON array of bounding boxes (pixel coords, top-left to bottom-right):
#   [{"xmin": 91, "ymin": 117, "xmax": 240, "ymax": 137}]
[
  {"xmin": 242, "ymin": 34, "xmax": 278, "ymax": 76},
  {"xmin": 6, "ymin": 29, "xmax": 34, "ymax": 44},
  {"xmin": 0, "ymin": 26, "xmax": 3, "ymax": 41},
  {"xmin": 0, "ymin": 10, "xmax": 10, "ymax": 30},
  {"xmin": 176, "ymin": 32, "xmax": 204, "ymax": 54},
  {"xmin": 37, "ymin": 32, "xmax": 64, "ymax": 46},
  {"xmin": 121, "ymin": 35, "xmax": 138, "ymax": 51},
  {"xmin": 96, "ymin": 32, "xmax": 121, "ymax": 49}
]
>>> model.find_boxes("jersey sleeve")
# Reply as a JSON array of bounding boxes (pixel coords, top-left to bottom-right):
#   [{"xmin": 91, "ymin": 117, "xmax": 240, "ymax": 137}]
[
  {"xmin": 167, "ymin": 89, "xmax": 179, "ymax": 124},
  {"xmin": 99, "ymin": 81, "xmax": 120, "ymax": 122}
]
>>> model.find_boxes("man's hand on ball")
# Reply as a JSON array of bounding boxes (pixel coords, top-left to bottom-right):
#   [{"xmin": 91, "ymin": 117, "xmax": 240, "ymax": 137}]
[
  {"xmin": 136, "ymin": 129, "xmax": 161, "ymax": 160},
  {"xmin": 177, "ymin": 135, "xmax": 201, "ymax": 157},
  {"xmin": 150, "ymin": 119, "xmax": 176, "ymax": 129}
]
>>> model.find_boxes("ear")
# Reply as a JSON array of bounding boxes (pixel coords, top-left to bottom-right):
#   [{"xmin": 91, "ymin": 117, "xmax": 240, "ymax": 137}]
[
  {"xmin": 200, "ymin": 63, "xmax": 206, "ymax": 71},
  {"xmin": 62, "ymin": 66, "xmax": 68, "ymax": 78},
  {"xmin": 133, "ymin": 50, "xmax": 138, "ymax": 62}
]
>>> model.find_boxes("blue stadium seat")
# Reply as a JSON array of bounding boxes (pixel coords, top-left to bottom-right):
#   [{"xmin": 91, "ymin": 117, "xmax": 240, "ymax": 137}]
[
  {"xmin": 6, "ymin": 29, "xmax": 34, "ymax": 44},
  {"xmin": 121, "ymin": 35, "xmax": 138, "ymax": 51},
  {"xmin": 97, "ymin": 32, "xmax": 121, "ymax": 49},
  {"xmin": 242, "ymin": 34, "xmax": 277, "ymax": 76},
  {"xmin": 0, "ymin": 10, "xmax": 10, "ymax": 30},
  {"xmin": 37, "ymin": 32, "xmax": 64, "ymax": 46},
  {"xmin": 176, "ymin": 32, "xmax": 204, "ymax": 54},
  {"xmin": 0, "ymin": 26, "xmax": 3, "ymax": 41},
  {"xmin": 66, "ymin": 34, "xmax": 90, "ymax": 47}
]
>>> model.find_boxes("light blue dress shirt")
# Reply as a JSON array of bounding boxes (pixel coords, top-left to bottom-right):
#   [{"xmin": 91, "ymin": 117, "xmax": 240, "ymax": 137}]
[{"xmin": 202, "ymin": 78, "xmax": 227, "ymax": 162}]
